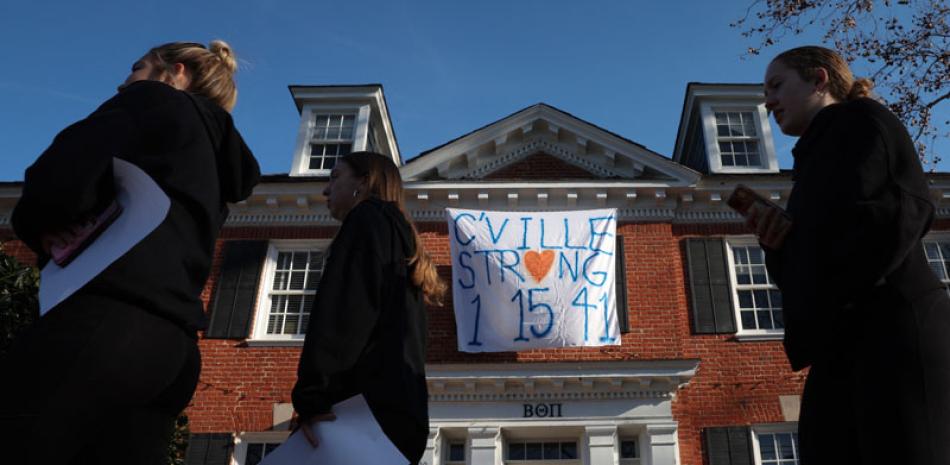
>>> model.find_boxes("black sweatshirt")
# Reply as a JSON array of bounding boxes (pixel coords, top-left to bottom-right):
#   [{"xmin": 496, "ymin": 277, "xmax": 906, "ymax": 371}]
[
  {"xmin": 764, "ymin": 97, "xmax": 942, "ymax": 370},
  {"xmin": 292, "ymin": 198, "xmax": 429, "ymax": 464},
  {"xmin": 12, "ymin": 80, "xmax": 260, "ymax": 331}
]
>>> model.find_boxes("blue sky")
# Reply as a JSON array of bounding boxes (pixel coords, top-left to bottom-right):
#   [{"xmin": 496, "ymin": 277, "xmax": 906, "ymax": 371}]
[{"xmin": 1, "ymin": 0, "xmax": 946, "ymax": 180}]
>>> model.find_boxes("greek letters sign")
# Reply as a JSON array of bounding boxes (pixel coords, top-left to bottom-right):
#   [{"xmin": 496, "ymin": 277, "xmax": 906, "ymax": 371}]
[{"xmin": 446, "ymin": 208, "xmax": 620, "ymax": 352}]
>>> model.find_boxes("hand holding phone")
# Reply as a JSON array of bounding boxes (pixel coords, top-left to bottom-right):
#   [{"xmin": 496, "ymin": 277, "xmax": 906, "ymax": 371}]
[
  {"xmin": 47, "ymin": 201, "xmax": 123, "ymax": 267},
  {"xmin": 727, "ymin": 185, "xmax": 791, "ymax": 249}
]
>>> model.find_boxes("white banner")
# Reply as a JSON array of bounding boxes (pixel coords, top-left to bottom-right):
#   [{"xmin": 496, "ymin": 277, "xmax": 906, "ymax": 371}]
[{"xmin": 446, "ymin": 208, "xmax": 620, "ymax": 352}]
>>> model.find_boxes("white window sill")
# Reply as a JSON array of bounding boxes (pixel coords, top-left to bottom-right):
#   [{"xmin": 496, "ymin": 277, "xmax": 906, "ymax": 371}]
[
  {"xmin": 245, "ymin": 339, "xmax": 306, "ymax": 347},
  {"xmin": 734, "ymin": 332, "xmax": 784, "ymax": 342},
  {"xmin": 289, "ymin": 169, "xmax": 331, "ymax": 177}
]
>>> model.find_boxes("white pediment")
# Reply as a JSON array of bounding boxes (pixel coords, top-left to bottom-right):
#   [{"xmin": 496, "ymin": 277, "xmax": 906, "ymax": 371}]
[{"xmin": 401, "ymin": 104, "xmax": 700, "ymax": 186}]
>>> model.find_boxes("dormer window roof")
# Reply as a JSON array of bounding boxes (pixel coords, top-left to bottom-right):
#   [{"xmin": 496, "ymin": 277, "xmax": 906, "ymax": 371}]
[
  {"xmin": 672, "ymin": 83, "xmax": 779, "ymax": 174},
  {"xmin": 287, "ymin": 85, "xmax": 400, "ymax": 177}
]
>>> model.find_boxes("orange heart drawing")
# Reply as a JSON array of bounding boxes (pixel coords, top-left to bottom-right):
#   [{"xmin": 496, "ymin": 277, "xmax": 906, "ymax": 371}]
[{"xmin": 524, "ymin": 250, "xmax": 555, "ymax": 283}]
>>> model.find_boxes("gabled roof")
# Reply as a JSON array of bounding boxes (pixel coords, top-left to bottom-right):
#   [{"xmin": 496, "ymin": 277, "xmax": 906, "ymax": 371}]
[{"xmin": 401, "ymin": 103, "xmax": 700, "ymax": 186}]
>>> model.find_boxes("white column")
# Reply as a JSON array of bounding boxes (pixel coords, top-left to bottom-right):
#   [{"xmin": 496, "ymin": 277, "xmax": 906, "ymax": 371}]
[
  {"xmin": 585, "ymin": 426, "xmax": 618, "ymax": 465},
  {"xmin": 468, "ymin": 427, "xmax": 500, "ymax": 465},
  {"xmin": 419, "ymin": 427, "xmax": 440, "ymax": 465},
  {"xmin": 645, "ymin": 424, "xmax": 679, "ymax": 465},
  {"xmin": 353, "ymin": 104, "xmax": 372, "ymax": 152}
]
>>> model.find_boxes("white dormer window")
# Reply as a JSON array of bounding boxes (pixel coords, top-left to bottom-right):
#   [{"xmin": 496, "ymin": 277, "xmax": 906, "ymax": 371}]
[
  {"xmin": 308, "ymin": 114, "xmax": 355, "ymax": 171},
  {"xmin": 715, "ymin": 111, "xmax": 761, "ymax": 168},
  {"xmin": 289, "ymin": 85, "xmax": 401, "ymax": 177},
  {"xmin": 695, "ymin": 101, "xmax": 778, "ymax": 174}
]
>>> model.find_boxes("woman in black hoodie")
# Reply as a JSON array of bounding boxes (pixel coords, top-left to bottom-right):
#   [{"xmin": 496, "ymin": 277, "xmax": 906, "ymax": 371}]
[
  {"xmin": 0, "ymin": 41, "xmax": 260, "ymax": 465},
  {"xmin": 751, "ymin": 46, "xmax": 950, "ymax": 464},
  {"xmin": 292, "ymin": 152, "xmax": 445, "ymax": 464}
]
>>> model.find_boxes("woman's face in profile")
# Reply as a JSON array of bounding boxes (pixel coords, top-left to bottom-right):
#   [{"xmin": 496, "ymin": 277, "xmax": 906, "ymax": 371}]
[
  {"xmin": 323, "ymin": 161, "xmax": 365, "ymax": 221},
  {"xmin": 764, "ymin": 60, "xmax": 822, "ymax": 137}
]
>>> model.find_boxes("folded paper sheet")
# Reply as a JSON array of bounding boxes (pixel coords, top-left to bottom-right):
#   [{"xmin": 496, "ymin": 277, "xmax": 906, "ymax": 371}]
[
  {"xmin": 39, "ymin": 158, "xmax": 170, "ymax": 315},
  {"xmin": 259, "ymin": 394, "xmax": 407, "ymax": 465}
]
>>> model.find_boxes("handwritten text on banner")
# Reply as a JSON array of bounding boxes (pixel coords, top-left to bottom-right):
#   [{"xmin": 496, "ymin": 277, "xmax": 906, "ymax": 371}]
[{"xmin": 446, "ymin": 208, "xmax": 620, "ymax": 352}]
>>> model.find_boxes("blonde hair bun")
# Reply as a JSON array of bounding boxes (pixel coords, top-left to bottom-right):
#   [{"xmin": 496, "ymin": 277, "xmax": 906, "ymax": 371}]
[
  {"xmin": 209, "ymin": 40, "xmax": 238, "ymax": 74},
  {"xmin": 848, "ymin": 77, "xmax": 875, "ymax": 101}
]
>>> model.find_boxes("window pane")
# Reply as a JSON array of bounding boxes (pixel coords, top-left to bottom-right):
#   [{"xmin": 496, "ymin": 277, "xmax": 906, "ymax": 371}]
[
  {"xmin": 508, "ymin": 443, "xmax": 525, "ymax": 460},
  {"xmin": 743, "ymin": 116, "xmax": 757, "ymax": 136},
  {"xmin": 561, "ymin": 442, "xmax": 578, "ymax": 459},
  {"xmin": 267, "ymin": 314, "xmax": 282, "ymax": 334},
  {"xmin": 272, "ymin": 271, "xmax": 288, "ymax": 291},
  {"xmin": 271, "ymin": 295, "xmax": 287, "ymax": 314},
  {"xmin": 525, "ymin": 442, "xmax": 542, "ymax": 460},
  {"xmin": 777, "ymin": 433, "xmax": 795, "ymax": 459},
  {"xmin": 738, "ymin": 290, "xmax": 754, "ymax": 309},
  {"xmin": 735, "ymin": 267, "xmax": 750, "ymax": 285},
  {"xmin": 758, "ymin": 434, "xmax": 776, "ymax": 460},
  {"xmin": 620, "ymin": 440, "xmax": 637, "ymax": 458},
  {"xmin": 542, "ymin": 442, "xmax": 559, "ymax": 459},
  {"xmin": 757, "ymin": 310, "xmax": 774, "ymax": 329},
  {"xmin": 741, "ymin": 310, "xmax": 756, "ymax": 329},
  {"xmin": 323, "ymin": 155, "xmax": 337, "ymax": 170},
  {"xmin": 448, "ymin": 443, "xmax": 465, "ymax": 461},
  {"xmin": 734, "ymin": 248, "xmax": 749, "ymax": 265},
  {"xmin": 289, "ymin": 271, "xmax": 306, "ymax": 290}
]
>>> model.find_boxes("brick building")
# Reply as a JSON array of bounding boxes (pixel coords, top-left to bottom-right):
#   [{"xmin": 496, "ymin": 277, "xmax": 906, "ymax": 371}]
[{"xmin": 3, "ymin": 83, "xmax": 950, "ymax": 465}]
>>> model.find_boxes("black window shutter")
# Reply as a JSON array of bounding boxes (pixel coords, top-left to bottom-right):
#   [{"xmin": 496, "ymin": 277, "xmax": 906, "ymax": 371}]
[
  {"xmin": 704, "ymin": 426, "xmax": 753, "ymax": 465},
  {"xmin": 184, "ymin": 433, "xmax": 233, "ymax": 465},
  {"xmin": 616, "ymin": 234, "xmax": 630, "ymax": 333},
  {"xmin": 206, "ymin": 240, "xmax": 268, "ymax": 339},
  {"xmin": 685, "ymin": 238, "xmax": 737, "ymax": 334}
]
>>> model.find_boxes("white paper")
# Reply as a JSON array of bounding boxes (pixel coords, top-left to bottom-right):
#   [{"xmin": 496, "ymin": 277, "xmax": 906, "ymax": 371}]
[
  {"xmin": 259, "ymin": 394, "xmax": 408, "ymax": 465},
  {"xmin": 446, "ymin": 208, "xmax": 620, "ymax": 352},
  {"xmin": 39, "ymin": 158, "xmax": 170, "ymax": 315}
]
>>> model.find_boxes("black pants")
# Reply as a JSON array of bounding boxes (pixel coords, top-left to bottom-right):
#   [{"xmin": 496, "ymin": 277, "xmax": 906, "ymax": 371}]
[
  {"xmin": 0, "ymin": 294, "xmax": 200, "ymax": 465},
  {"xmin": 798, "ymin": 286, "xmax": 950, "ymax": 464}
]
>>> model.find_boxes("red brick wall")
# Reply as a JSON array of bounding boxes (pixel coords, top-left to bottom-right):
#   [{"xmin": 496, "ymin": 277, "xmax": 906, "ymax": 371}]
[{"xmin": 483, "ymin": 152, "xmax": 601, "ymax": 180}]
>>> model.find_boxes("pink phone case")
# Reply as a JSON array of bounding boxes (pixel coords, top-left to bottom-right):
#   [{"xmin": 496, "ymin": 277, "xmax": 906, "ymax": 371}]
[{"xmin": 50, "ymin": 201, "xmax": 123, "ymax": 267}]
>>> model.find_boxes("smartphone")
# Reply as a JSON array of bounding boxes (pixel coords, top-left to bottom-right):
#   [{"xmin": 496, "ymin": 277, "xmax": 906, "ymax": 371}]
[
  {"xmin": 727, "ymin": 184, "xmax": 787, "ymax": 217},
  {"xmin": 50, "ymin": 200, "xmax": 123, "ymax": 267}
]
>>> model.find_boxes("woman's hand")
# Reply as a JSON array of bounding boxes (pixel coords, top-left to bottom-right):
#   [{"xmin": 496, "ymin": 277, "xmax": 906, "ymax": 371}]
[
  {"xmin": 746, "ymin": 203, "xmax": 792, "ymax": 250},
  {"xmin": 40, "ymin": 218, "xmax": 94, "ymax": 254},
  {"xmin": 292, "ymin": 412, "xmax": 337, "ymax": 448}
]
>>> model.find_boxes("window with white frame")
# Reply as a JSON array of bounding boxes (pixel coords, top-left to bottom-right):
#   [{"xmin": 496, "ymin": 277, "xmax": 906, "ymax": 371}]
[
  {"xmin": 752, "ymin": 428, "xmax": 800, "ymax": 465},
  {"xmin": 507, "ymin": 440, "xmax": 579, "ymax": 461},
  {"xmin": 308, "ymin": 114, "xmax": 355, "ymax": 171},
  {"xmin": 620, "ymin": 438, "xmax": 640, "ymax": 464},
  {"xmin": 923, "ymin": 237, "xmax": 950, "ymax": 290},
  {"xmin": 444, "ymin": 440, "xmax": 465, "ymax": 464},
  {"xmin": 252, "ymin": 242, "xmax": 329, "ymax": 340},
  {"xmin": 242, "ymin": 441, "xmax": 281, "ymax": 465},
  {"xmin": 727, "ymin": 239, "xmax": 783, "ymax": 335},
  {"xmin": 715, "ymin": 111, "xmax": 762, "ymax": 168}
]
